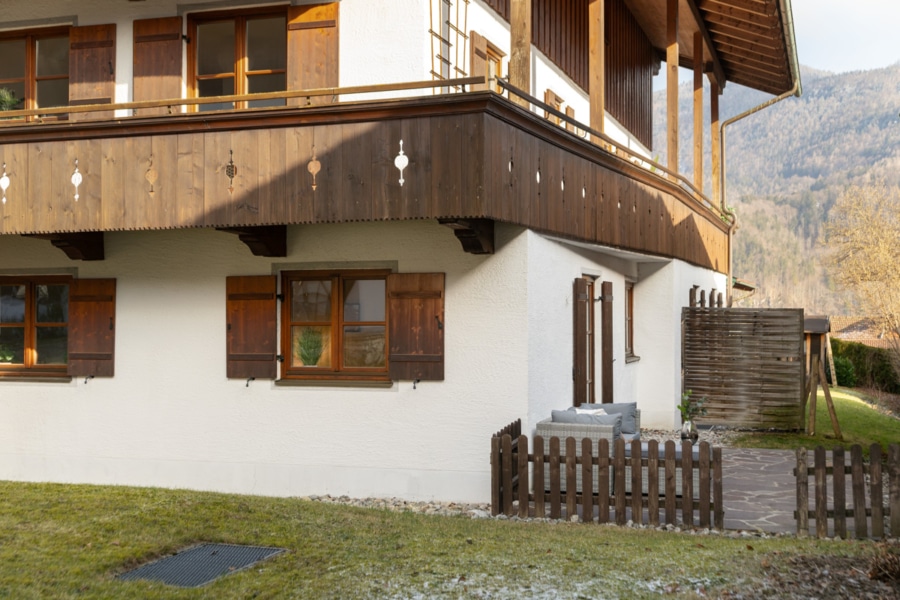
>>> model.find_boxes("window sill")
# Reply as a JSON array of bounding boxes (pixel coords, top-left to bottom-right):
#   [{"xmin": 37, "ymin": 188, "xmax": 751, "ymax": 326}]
[
  {"xmin": 625, "ymin": 354, "xmax": 641, "ymax": 364},
  {"xmin": 0, "ymin": 375, "xmax": 73, "ymax": 383},
  {"xmin": 275, "ymin": 378, "xmax": 395, "ymax": 389}
]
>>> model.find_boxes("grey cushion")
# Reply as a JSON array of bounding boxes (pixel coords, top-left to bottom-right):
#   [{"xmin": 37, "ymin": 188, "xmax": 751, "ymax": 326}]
[
  {"xmin": 580, "ymin": 402, "xmax": 638, "ymax": 434},
  {"xmin": 550, "ymin": 410, "xmax": 622, "ymax": 439}
]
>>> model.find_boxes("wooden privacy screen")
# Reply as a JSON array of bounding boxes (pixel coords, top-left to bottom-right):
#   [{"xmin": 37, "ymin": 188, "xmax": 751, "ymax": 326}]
[{"xmin": 682, "ymin": 307, "xmax": 805, "ymax": 430}]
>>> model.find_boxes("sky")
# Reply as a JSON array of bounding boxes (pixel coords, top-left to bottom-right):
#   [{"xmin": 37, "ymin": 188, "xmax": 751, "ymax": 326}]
[{"xmin": 791, "ymin": 0, "xmax": 900, "ymax": 73}]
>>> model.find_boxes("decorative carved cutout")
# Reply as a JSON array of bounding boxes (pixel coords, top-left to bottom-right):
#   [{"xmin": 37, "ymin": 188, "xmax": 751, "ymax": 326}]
[
  {"xmin": 438, "ymin": 218, "xmax": 494, "ymax": 255},
  {"xmin": 217, "ymin": 225, "xmax": 287, "ymax": 257},
  {"xmin": 0, "ymin": 163, "xmax": 9, "ymax": 204},
  {"xmin": 71, "ymin": 159, "xmax": 83, "ymax": 202},
  {"xmin": 307, "ymin": 146, "xmax": 321, "ymax": 191},
  {"xmin": 145, "ymin": 154, "xmax": 158, "ymax": 196},
  {"xmin": 394, "ymin": 140, "xmax": 409, "ymax": 186},
  {"xmin": 226, "ymin": 149, "xmax": 237, "ymax": 194},
  {"xmin": 26, "ymin": 232, "xmax": 105, "ymax": 261}
]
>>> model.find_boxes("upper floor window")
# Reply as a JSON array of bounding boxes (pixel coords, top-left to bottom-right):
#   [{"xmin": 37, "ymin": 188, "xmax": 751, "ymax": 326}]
[
  {"xmin": 0, "ymin": 276, "xmax": 70, "ymax": 375},
  {"xmin": 189, "ymin": 8, "xmax": 287, "ymax": 111},
  {"xmin": 0, "ymin": 28, "xmax": 69, "ymax": 117}
]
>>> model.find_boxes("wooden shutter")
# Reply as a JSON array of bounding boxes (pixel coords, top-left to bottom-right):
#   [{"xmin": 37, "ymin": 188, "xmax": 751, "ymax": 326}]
[
  {"xmin": 388, "ymin": 273, "xmax": 444, "ymax": 381},
  {"xmin": 133, "ymin": 17, "xmax": 183, "ymax": 116},
  {"xmin": 287, "ymin": 2, "xmax": 339, "ymax": 106},
  {"xmin": 69, "ymin": 24, "xmax": 116, "ymax": 121},
  {"xmin": 226, "ymin": 275, "xmax": 277, "ymax": 379},
  {"xmin": 68, "ymin": 278, "xmax": 116, "ymax": 377},
  {"xmin": 573, "ymin": 277, "xmax": 589, "ymax": 406},
  {"xmin": 470, "ymin": 31, "xmax": 488, "ymax": 91}
]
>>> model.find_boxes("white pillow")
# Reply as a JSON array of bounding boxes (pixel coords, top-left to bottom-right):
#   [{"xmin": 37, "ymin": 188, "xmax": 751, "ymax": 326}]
[{"xmin": 574, "ymin": 407, "xmax": 607, "ymax": 416}]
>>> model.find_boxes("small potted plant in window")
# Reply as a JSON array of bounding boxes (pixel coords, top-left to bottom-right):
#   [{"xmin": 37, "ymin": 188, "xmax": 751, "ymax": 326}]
[
  {"xmin": 678, "ymin": 390, "xmax": 707, "ymax": 444},
  {"xmin": 0, "ymin": 344, "xmax": 14, "ymax": 363},
  {"xmin": 296, "ymin": 327, "xmax": 323, "ymax": 367}
]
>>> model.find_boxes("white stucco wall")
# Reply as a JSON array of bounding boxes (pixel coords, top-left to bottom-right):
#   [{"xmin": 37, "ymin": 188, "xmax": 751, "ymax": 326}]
[{"xmin": 0, "ymin": 221, "xmax": 534, "ymax": 502}]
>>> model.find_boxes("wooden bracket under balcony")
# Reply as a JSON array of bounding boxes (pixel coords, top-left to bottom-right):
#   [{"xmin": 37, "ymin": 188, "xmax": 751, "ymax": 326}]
[
  {"xmin": 438, "ymin": 218, "xmax": 494, "ymax": 255},
  {"xmin": 217, "ymin": 225, "xmax": 287, "ymax": 257},
  {"xmin": 24, "ymin": 232, "xmax": 105, "ymax": 261}
]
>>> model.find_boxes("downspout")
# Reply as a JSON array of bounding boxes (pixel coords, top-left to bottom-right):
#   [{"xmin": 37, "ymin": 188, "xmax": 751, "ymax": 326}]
[{"xmin": 720, "ymin": 0, "xmax": 801, "ymax": 306}]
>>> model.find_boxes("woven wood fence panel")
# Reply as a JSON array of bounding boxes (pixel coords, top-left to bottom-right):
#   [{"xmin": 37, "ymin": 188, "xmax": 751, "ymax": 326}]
[{"xmin": 682, "ymin": 308, "xmax": 805, "ymax": 429}]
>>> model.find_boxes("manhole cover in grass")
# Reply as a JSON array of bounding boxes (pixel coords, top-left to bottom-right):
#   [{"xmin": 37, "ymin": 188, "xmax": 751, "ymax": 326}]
[{"xmin": 118, "ymin": 543, "xmax": 285, "ymax": 588}]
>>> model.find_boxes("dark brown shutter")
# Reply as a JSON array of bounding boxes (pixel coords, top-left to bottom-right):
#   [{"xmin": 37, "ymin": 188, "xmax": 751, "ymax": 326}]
[
  {"xmin": 287, "ymin": 2, "xmax": 339, "ymax": 106},
  {"xmin": 68, "ymin": 278, "xmax": 116, "ymax": 377},
  {"xmin": 388, "ymin": 273, "xmax": 444, "ymax": 381},
  {"xmin": 470, "ymin": 31, "xmax": 488, "ymax": 91},
  {"xmin": 226, "ymin": 275, "xmax": 277, "ymax": 379},
  {"xmin": 573, "ymin": 277, "xmax": 589, "ymax": 406},
  {"xmin": 133, "ymin": 16, "xmax": 183, "ymax": 116},
  {"xmin": 69, "ymin": 24, "xmax": 117, "ymax": 121},
  {"xmin": 600, "ymin": 280, "xmax": 614, "ymax": 403}
]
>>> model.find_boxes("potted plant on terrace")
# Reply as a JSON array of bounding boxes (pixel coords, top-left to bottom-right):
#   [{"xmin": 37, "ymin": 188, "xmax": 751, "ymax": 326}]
[{"xmin": 678, "ymin": 390, "xmax": 708, "ymax": 444}]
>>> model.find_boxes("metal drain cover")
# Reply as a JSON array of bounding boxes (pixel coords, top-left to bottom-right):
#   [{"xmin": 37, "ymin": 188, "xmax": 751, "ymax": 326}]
[{"xmin": 118, "ymin": 543, "xmax": 285, "ymax": 588}]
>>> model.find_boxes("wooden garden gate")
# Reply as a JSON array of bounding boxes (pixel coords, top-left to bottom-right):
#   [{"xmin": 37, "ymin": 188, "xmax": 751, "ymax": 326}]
[{"xmin": 682, "ymin": 307, "xmax": 805, "ymax": 429}]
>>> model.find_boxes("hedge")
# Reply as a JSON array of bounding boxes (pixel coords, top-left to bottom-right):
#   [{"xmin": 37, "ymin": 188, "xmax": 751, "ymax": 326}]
[{"xmin": 830, "ymin": 338, "xmax": 900, "ymax": 393}]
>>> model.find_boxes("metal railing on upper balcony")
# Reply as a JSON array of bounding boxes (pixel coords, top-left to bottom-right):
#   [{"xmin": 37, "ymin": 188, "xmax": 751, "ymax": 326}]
[{"xmin": 0, "ymin": 74, "xmax": 729, "ymax": 225}]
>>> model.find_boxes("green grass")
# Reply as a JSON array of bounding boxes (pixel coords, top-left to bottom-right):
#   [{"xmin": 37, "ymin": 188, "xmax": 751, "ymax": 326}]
[
  {"xmin": 729, "ymin": 387, "xmax": 900, "ymax": 456},
  {"xmin": 0, "ymin": 481, "xmax": 882, "ymax": 599}
]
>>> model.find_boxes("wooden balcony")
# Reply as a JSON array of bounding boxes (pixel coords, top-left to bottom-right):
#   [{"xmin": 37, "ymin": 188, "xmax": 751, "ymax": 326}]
[{"xmin": 0, "ymin": 79, "xmax": 730, "ymax": 271}]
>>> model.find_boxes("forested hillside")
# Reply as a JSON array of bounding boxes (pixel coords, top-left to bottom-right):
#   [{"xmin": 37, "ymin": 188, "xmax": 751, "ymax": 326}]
[{"xmin": 652, "ymin": 64, "xmax": 900, "ymax": 313}]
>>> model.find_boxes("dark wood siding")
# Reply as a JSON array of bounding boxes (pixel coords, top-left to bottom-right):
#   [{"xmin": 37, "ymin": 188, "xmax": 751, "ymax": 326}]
[
  {"xmin": 605, "ymin": 0, "xmax": 654, "ymax": 149},
  {"xmin": 226, "ymin": 275, "xmax": 277, "ymax": 379},
  {"xmin": 133, "ymin": 17, "xmax": 183, "ymax": 116},
  {"xmin": 388, "ymin": 273, "xmax": 445, "ymax": 381},
  {"xmin": 69, "ymin": 24, "xmax": 116, "ymax": 121},
  {"xmin": 68, "ymin": 278, "xmax": 116, "ymax": 377},
  {"xmin": 287, "ymin": 2, "xmax": 339, "ymax": 105}
]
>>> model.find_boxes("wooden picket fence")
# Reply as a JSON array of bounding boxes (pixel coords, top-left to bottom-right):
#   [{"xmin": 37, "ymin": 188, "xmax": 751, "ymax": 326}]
[
  {"xmin": 491, "ymin": 420, "xmax": 724, "ymax": 528},
  {"xmin": 795, "ymin": 444, "xmax": 900, "ymax": 539}
]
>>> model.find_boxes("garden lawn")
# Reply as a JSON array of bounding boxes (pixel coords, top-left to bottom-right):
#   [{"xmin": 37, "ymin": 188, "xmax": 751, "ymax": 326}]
[
  {"xmin": 729, "ymin": 387, "xmax": 900, "ymax": 456},
  {"xmin": 0, "ymin": 481, "xmax": 886, "ymax": 599}
]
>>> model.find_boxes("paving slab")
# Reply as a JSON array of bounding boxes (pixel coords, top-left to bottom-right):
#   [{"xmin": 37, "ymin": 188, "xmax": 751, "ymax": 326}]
[{"xmin": 720, "ymin": 448, "xmax": 799, "ymax": 534}]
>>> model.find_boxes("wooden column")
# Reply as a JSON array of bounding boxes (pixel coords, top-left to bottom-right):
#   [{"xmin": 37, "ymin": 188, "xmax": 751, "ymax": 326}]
[
  {"xmin": 693, "ymin": 32, "xmax": 703, "ymax": 192},
  {"xmin": 509, "ymin": 0, "xmax": 532, "ymax": 108},
  {"xmin": 600, "ymin": 281, "xmax": 614, "ymax": 404},
  {"xmin": 589, "ymin": 0, "xmax": 605, "ymax": 140},
  {"xmin": 710, "ymin": 78, "xmax": 721, "ymax": 208},
  {"xmin": 666, "ymin": 0, "xmax": 679, "ymax": 173}
]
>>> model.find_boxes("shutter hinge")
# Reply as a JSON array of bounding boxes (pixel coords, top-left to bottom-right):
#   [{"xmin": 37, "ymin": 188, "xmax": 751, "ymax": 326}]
[
  {"xmin": 595, "ymin": 294, "xmax": 613, "ymax": 302},
  {"xmin": 182, "ymin": 34, "xmax": 191, "ymax": 43},
  {"xmin": 276, "ymin": 354, "xmax": 285, "ymax": 362},
  {"xmin": 276, "ymin": 293, "xmax": 285, "ymax": 302}
]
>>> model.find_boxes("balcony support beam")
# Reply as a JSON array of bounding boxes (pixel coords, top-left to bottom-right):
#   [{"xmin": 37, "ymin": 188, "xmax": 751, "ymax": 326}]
[
  {"xmin": 438, "ymin": 218, "xmax": 494, "ymax": 255},
  {"xmin": 693, "ymin": 31, "xmax": 704, "ymax": 193},
  {"xmin": 589, "ymin": 0, "xmax": 605, "ymax": 140},
  {"xmin": 509, "ymin": 0, "xmax": 532, "ymax": 109},
  {"xmin": 24, "ymin": 232, "xmax": 105, "ymax": 261},
  {"xmin": 217, "ymin": 226, "xmax": 287, "ymax": 257},
  {"xmin": 666, "ymin": 0, "xmax": 679, "ymax": 173}
]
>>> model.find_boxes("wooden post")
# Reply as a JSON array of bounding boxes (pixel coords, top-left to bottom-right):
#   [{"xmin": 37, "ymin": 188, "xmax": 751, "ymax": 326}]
[
  {"xmin": 796, "ymin": 447, "xmax": 808, "ymax": 536},
  {"xmin": 509, "ymin": 0, "xmax": 531, "ymax": 109},
  {"xmin": 807, "ymin": 354, "xmax": 819, "ymax": 436},
  {"xmin": 710, "ymin": 79, "xmax": 721, "ymax": 208},
  {"xmin": 818, "ymin": 361, "xmax": 843, "ymax": 440},
  {"xmin": 589, "ymin": 0, "xmax": 605, "ymax": 141},
  {"xmin": 666, "ymin": 0, "xmax": 679, "ymax": 174},
  {"xmin": 693, "ymin": 32, "xmax": 703, "ymax": 192},
  {"xmin": 814, "ymin": 446, "xmax": 827, "ymax": 538},
  {"xmin": 825, "ymin": 332, "xmax": 837, "ymax": 386}
]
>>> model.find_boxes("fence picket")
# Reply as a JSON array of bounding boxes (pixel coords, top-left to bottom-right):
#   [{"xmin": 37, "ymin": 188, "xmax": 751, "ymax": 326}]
[
  {"xmin": 850, "ymin": 445, "xmax": 867, "ymax": 539},
  {"xmin": 614, "ymin": 439, "xmax": 626, "ymax": 525},
  {"xmin": 814, "ymin": 447, "xmax": 828, "ymax": 538},
  {"xmin": 631, "ymin": 439, "xmax": 642, "ymax": 522},
  {"xmin": 713, "ymin": 446, "xmax": 724, "ymax": 530},
  {"xmin": 890, "ymin": 444, "xmax": 900, "ymax": 537},
  {"xmin": 699, "ymin": 442, "xmax": 710, "ymax": 528},
  {"xmin": 664, "ymin": 441, "xmax": 676, "ymax": 525},
  {"xmin": 502, "ymin": 434, "xmax": 514, "ymax": 516},
  {"xmin": 795, "ymin": 447, "xmax": 808, "ymax": 536},
  {"xmin": 566, "ymin": 437, "xmax": 577, "ymax": 520},
  {"xmin": 518, "ymin": 435, "xmax": 530, "ymax": 518},
  {"xmin": 534, "ymin": 436, "xmax": 545, "ymax": 517},
  {"xmin": 682, "ymin": 441, "xmax": 694, "ymax": 528},
  {"xmin": 833, "ymin": 446, "xmax": 846, "ymax": 539},
  {"xmin": 598, "ymin": 438, "xmax": 610, "ymax": 524},
  {"xmin": 648, "ymin": 439, "xmax": 660, "ymax": 527},
  {"xmin": 582, "ymin": 438, "xmax": 593, "ymax": 523},
  {"xmin": 870, "ymin": 444, "xmax": 883, "ymax": 539},
  {"xmin": 549, "ymin": 437, "xmax": 561, "ymax": 519},
  {"xmin": 491, "ymin": 435, "xmax": 501, "ymax": 516}
]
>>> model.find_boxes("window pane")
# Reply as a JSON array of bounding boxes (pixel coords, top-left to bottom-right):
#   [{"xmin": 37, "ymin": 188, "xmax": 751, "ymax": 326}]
[
  {"xmin": 291, "ymin": 325, "xmax": 331, "ymax": 368},
  {"xmin": 36, "ymin": 36, "xmax": 69, "ymax": 77},
  {"xmin": 36, "ymin": 78, "xmax": 69, "ymax": 108},
  {"xmin": 247, "ymin": 73, "xmax": 286, "ymax": 108},
  {"xmin": 0, "ymin": 39, "xmax": 26, "ymax": 79},
  {"xmin": 197, "ymin": 21, "xmax": 235, "ymax": 76},
  {"xmin": 197, "ymin": 78, "xmax": 234, "ymax": 111},
  {"xmin": 291, "ymin": 280, "xmax": 332, "ymax": 322},
  {"xmin": 0, "ymin": 83, "xmax": 26, "ymax": 112},
  {"xmin": 343, "ymin": 326, "xmax": 385, "ymax": 368},
  {"xmin": 343, "ymin": 280, "xmax": 385, "ymax": 322},
  {"xmin": 0, "ymin": 285, "xmax": 25, "ymax": 324},
  {"xmin": 36, "ymin": 326, "xmax": 67, "ymax": 365},
  {"xmin": 246, "ymin": 16, "xmax": 286, "ymax": 72},
  {"xmin": 0, "ymin": 327, "xmax": 25, "ymax": 364},
  {"xmin": 36, "ymin": 284, "xmax": 68, "ymax": 323}
]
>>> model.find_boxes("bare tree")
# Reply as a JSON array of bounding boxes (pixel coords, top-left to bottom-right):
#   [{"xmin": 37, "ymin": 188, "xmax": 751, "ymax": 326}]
[{"xmin": 826, "ymin": 181, "xmax": 900, "ymax": 376}]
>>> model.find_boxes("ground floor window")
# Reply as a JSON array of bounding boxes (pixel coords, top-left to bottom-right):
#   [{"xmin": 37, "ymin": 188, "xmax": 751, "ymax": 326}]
[
  {"xmin": 625, "ymin": 280, "xmax": 637, "ymax": 360},
  {"xmin": 281, "ymin": 269, "xmax": 389, "ymax": 381},
  {"xmin": 0, "ymin": 276, "xmax": 70, "ymax": 375}
]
